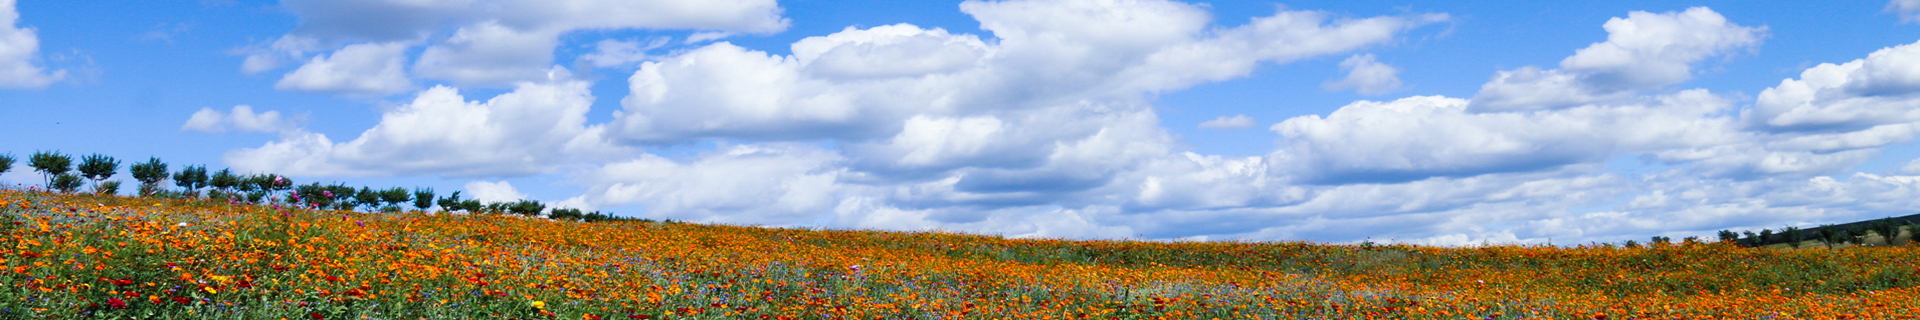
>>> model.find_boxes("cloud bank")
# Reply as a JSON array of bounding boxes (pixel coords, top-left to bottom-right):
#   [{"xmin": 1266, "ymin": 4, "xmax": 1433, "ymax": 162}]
[
  {"xmin": 0, "ymin": 0, "xmax": 63, "ymax": 88},
  {"xmin": 225, "ymin": 2, "xmax": 1920, "ymax": 246}
]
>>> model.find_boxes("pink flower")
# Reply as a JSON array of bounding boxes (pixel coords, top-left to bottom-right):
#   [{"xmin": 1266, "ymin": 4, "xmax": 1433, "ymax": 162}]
[{"xmin": 107, "ymin": 297, "xmax": 127, "ymax": 309}]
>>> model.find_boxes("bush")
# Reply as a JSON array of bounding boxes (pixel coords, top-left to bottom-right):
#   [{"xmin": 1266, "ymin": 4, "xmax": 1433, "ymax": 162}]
[
  {"xmin": 208, "ymin": 169, "xmax": 239, "ymax": 194},
  {"xmin": 1717, "ymin": 230, "xmax": 1738, "ymax": 243},
  {"xmin": 437, "ymin": 191, "xmax": 465, "ymax": 212},
  {"xmin": 508, "ymin": 200, "xmax": 545, "ymax": 217},
  {"xmin": 51, "ymin": 173, "xmax": 84, "ymax": 193},
  {"xmin": 1781, "ymin": 226, "xmax": 1802, "ymax": 248},
  {"xmin": 355, "ymin": 187, "xmax": 381, "ymax": 212},
  {"xmin": 97, "ymin": 180, "xmax": 121, "ymax": 195},
  {"xmin": 379, "ymin": 187, "xmax": 411, "ymax": 211}
]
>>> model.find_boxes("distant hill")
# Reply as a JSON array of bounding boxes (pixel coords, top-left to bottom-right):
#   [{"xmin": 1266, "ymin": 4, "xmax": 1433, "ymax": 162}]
[{"xmin": 1723, "ymin": 213, "xmax": 1920, "ymax": 248}]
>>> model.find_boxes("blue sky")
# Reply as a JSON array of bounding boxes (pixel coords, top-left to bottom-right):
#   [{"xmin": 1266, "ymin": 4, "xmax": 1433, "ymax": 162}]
[{"xmin": 7, "ymin": 0, "xmax": 1920, "ymax": 245}]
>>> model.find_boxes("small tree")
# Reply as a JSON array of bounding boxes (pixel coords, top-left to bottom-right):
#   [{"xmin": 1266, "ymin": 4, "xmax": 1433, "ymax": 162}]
[
  {"xmin": 0, "ymin": 153, "xmax": 15, "ymax": 177},
  {"xmin": 459, "ymin": 199, "xmax": 482, "ymax": 213},
  {"xmin": 28, "ymin": 150, "xmax": 73, "ymax": 189},
  {"xmin": 129, "ymin": 157, "xmax": 167, "ymax": 196},
  {"xmin": 1741, "ymin": 230, "xmax": 1759, "ymax": 247},
  {"xmin": 172, "ymin": 165, "xmax": 208, "ymax": 198},
  {"xmin": 1781, "ymin": 226, "xmax": 1802, "ymax": 248},
  {"xmin": 208, "ymin": 169, "xmax": 239, "ymax": 197},
  {"xmin": 326, "ymin": 184, "xmax": 359, "ymax": 211},
  {"xmin": 437, "ymin": 191, "xmax": 465, "ymax": 212},
  {"xmin": 1716, "ymin": 230, "xmax": 1738, "ymax": 243},
  {"xmin": 1757, "ymin": 229, "xmax": 1774, "ymax": 247},
  {"xmin": 1872, "ymin": 218, "xmax": 1901, "ymax": 245},
  {"xmin": 77, "ymin": 154, "xmax": 120, "ymax": 194},
  {"xmin": 1624, "ymin": 240, "xmax": 1640, "ymax": 248},
  {"xmin": 549, "ymin": 208, "xmax": 582, "ymax": 221},
  {"xmin": 354, "ymin": 187, "xmax": 381, "ymax": 212},
  {"xmin": 379, "ymin": 187, "xmax": 410, "ymax": 212},
  {"xmin": 412, "ymin": 188, "xmax": 435, "ymax": 211},
  {"xmin": 1831, "ymin": 229, "xmax": 1854, "ymax": 246},
  {"xmin": 508, "ymin": 200, "xmax": 546, "ymax": 217},
  {"xmin": 51, "ymin": 173, "xmax": 84, "ymax": 193}
]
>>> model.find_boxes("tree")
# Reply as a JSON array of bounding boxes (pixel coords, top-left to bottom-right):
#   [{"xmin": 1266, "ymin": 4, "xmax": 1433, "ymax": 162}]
[
  {"xmin": 1757, "ymin": 229, "xmax": 1774, "ymax": 246},
  {"xmin": 1716, "ymin": 230, "xmax": 1738, "ymax": 243},
  {"xmin": 208, "ymin": 169, "xmax": 239, "ymax": 197},
  {"xmin": 28, "ymin": 150, "xmax": 72, "ymax": 189},
  {"xmin": 508, "ymin": 200, "xmax": 545, "ymax": 217},
  {"xmin": 354, "ymin": 187, "xmax": 381, "ymax": 212},
  {"xmin": 413, "ymin": 188, "xmax": 435, "ymax": 211},
  {"xmin": 172, "ymin": 165, "xmax": 207, "ymax": 197},
  {"xmin": 129, "ymin": 157, "xmax": 167, "ymax": 196},
  {"xmin": 437, "ymin": 191, "xmax": 464, "ymax": 212},
  {"xmin": 1831, "ymin": 229, "xmax": 1854, "ymax": 246},
  {"xmin": 1650, "ymin": 236, "xmax": 1672, "ymax": 246},
  {"xmin": 550, "ymin": 208, "xmax": 582, "ymax": 221},
  {"xmin": 1781, "ymin": 226, "xmax": 1802, "ymax": 248},
  {"xmin": 0, "ymin": 153, "xmax": 15, "ymax": 177},
  {"xmin": 1741, "ymin": 231, "xmax": 1759, "ymax": 247},
  {"xmin": 1872, "ymin": 217, "xmax": 1901, "ymax": 246},
  {"xmin": 77, "ymin": 154, "xmax": 119, "ymax": 194},
  {"xmin": 379, "ymin": 187, "xmax": 410, "ymax": 212},
  {"xmin": 51, "ymin": 173, "xmax": 84, "ymax": 193},
  {"xmin": 1624, "ymin": 240, "xmax": 1640, "ymax": 248},
  {"xmin": 326, "ymin": 184, "xmax": 358, "ymax": 211}
]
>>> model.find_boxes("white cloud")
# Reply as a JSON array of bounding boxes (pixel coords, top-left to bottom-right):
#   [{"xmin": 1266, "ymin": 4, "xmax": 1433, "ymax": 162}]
[
  {"xmin": 1322, "ymin": 54, "xmax": 1400, "ymax": 95},
  {"xmin": 275, "ymin": 41, "xmax": 413, "ymax": 96},
  {"xmin": 227, "ymin": 73, "xmax": 628, "ymax": 177},
  {"xmin": 1890, "ymin": 0, "xmax": 1920, "ymax": 23},
  {"xmin": 574, "ymin": 144, "xmax": 843, "ymax": 224},
  {"xmin": 464, "ymin": 180, "xmax": 528, "ymax": 203},
  {"xmin": 254, "ymin": 0, "xmax": 790, "ymax": 90},
  {"xmin": 1470, "ymin": 7, "xmax": 1764, "ymax": 111},
  {"xmin": 181, "ymin": 105, "xmax": 301, "ymax": 134},
  {"xmin": 1196, "ymin": 115, "xmax": 1255, "ymax": 129},
  {"xmin": 0, "ymin": 0, "xmax": 64, "ymax": 88}
]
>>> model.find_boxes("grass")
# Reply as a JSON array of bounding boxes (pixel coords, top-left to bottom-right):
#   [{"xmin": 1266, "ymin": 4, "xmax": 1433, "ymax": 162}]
[{"xmin": 0, "ymin": 188, "xmax": 1917, "ymax": 319}]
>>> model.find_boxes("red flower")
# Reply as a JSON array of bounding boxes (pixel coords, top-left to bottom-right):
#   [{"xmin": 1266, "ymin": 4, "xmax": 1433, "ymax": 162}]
[
  {"xmin": 106, "ymin": 298, "xmax": 127, "ymax": 309},
  {"xmin": 628, "ymin": 315, "xmax": 650, "ymax": 319},
  {"xmin": 309, "ymin": 312, "xmax": 325, "ymax": 319},
  {"xmin": 325, "ymin": 275, "xmax": 342, "ymax": 282},
  {"xmin": 110, "ymin": 278, "xmax": 134, "ymax": 286},
  {"xmin": 172, "ymin": 296, "xmax": 191, "ymax": 304}
]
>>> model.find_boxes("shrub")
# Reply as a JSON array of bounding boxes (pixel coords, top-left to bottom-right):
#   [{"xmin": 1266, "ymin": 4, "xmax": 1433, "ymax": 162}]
[
  {"xmin": 1716, "ymin": 230, "xmax": 1738, "ymax": 243},
  {"xmin": 1758, "ymin": 229, "xmax": 1774, "ymax": 246},
  {"xmin": 1624, "ymin": 240, "xmax": 1639, "ymax": 248},
  {"xmin": 1830, "ymin": 229, "xmax": 1854, "ymax": 246},
  {"xmin": 50, "ymin": 173, "xmax": 84, "ymax": 193},
  {"xmin": 508, "ymin": 200, "xmax": 545, "ymax": 217},
  {"xmin": 1871, "ymin": 218, "xmax": 1900, "ymax": 245},
  {"xmin": 28, "ymin": 150, "xmax": 72, "ymax": 189},
  {"xmin": 129, "ymin": 157, "xmax": 167, "ymax": 196},
  {"xmin": 1781, "ymin": 226, "xmax": 1802, "ymax": 248},
  {"xmin": 1741, "ymin": 231, "xmax": 1759, "ymax": 247},
  {"xmin": 208, "ymin": 169, "xmax": 239, "ymax": 195},
  {"xmin": 97, "ymin": 180, "xmax": 122, "ymax": 195},
  {"xmin": 549, "ymin": 208, "xmax": 583, "ymax": 221}
]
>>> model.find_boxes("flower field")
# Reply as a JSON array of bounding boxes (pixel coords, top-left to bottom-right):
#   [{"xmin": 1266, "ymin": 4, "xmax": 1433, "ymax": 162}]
[{"xmin": 0, "ymin": 189, "xmax": 1916, "ymax": 319}]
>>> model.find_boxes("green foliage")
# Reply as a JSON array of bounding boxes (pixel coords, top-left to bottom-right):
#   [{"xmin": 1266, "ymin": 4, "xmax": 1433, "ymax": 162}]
[
  {"xmin": 172, "ymin": 165, "xmax": 207, "ymax": 197},
  {"xmin": 0, "ymin": 152, "xmax": 14, "ymax": 176},
  {"xmin": 412, "ymin": 188, "xmax": 434, "ymax": 211},
  {"xmin": 1830, "ymin": 229, "xmax": 1854, "ymax": 245},
  {"xmin": 77, "ymin": 154, "xmax": 119, "ymax": 194},
  {"xmin": 355, "ymin": 187, "xmax": 381, "ymax": 212},
  {"xmin": 1871, "ymin": 217, "xmax": 1900, "ymax": 246},
  {"xmin": 1741, "ymin": 231, "xmax": 1759, "ymax": 247},
  {"xmin": 549, "ymin": 207, "xmax": 583, "ymax": 221},
  {"xmin": 1781, "ymin": 226, "xmax": 1802, "ymax": 248},
  {"xmin": 379, "ymin": 187, "xmax": 411, "ymax": 210},
  {"xmin": 1716, "ymin": 230, "xmax": 1738, "ymax": 243},
  {"xmin": 129, "ymin": 157, "xmax": 167, "ymax": 196},
  {"xmin": 208, "ymin": 168, "xmax": 239, "ymax": 193},
  {"xmin": 50, "ymin": 173, "xmax": 84, "ymax": 193},
  {"xmin": 97, "ymin": 180, "xmax": 121, "ymax": 195},
  {"xmin": 28, "ymin": 150, "xmax": 72, "ymax": 188},
  {"xmin": 508, "ymin": 200, "xmax": 546, "ymax": 217},
  {"xmin": 437, "ymin": 191, "xmax": 464, "ymax": 212}
]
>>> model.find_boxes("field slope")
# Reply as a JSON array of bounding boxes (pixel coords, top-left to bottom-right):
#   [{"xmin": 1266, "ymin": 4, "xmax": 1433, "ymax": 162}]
[{"xmin": 0, "ymin": 189, "xmax": 1916, "ymax": 319}]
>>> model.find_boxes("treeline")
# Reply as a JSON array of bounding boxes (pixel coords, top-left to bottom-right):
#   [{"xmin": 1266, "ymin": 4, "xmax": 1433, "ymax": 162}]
[
  {"xmin": 0, "ymin": 150, "xmax": 643, "ymax": 223},
  {"xmin": 1712, "ymin": 215, "xmax": 1920, "ymax": 248}
]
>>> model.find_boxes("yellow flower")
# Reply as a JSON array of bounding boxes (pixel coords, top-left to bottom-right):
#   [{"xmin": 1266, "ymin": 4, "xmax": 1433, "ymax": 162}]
[{"xmin": 531, "ymin": 300, "xmax": 545, "ymax": 309}]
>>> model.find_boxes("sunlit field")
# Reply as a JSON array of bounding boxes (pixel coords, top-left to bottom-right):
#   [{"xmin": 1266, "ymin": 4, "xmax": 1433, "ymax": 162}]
[{"xmin": 1, "ymin": 188, "xmax": 1917, "ymax": 319}]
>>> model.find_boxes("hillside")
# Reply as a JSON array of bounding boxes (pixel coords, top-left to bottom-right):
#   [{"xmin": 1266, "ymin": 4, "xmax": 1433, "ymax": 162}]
[{"xmin": 0, "ymin": 189, "xmax": 1916, "ymax": 319}]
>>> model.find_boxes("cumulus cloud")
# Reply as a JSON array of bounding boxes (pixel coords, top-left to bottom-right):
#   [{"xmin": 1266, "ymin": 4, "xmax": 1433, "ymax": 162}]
[
  {"xmin": 248, "ymin": 0, "xmax": 790, "ymax": 91},
  {"xmin": 1322, "ymin": 54, "xmax": 1400, "ymax": 95},
  {"xmin": 1470, "ymin": 7, "xmax": 1764, "ymax": 112},
  {"xmin": 1197, "ymin": 115, "xmax": 1255, "ymax": 129},
  {"xmin": 464, "ymin": 180, "xmax": 529, "ymax": 203},
  {"xmin": 0, "ymin": 0, "xmax": 64, "ymax": 88},
  {"xmin": 275, "ymin": 41, "xmax": 413, "ymax": 96},
  {"xmin": 181, "ymin": 105, "xmax": 301, "ymax": 134},
  {"xmin": 227, "ymin": 72, "xmax": 628, "ymax": 177}
]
